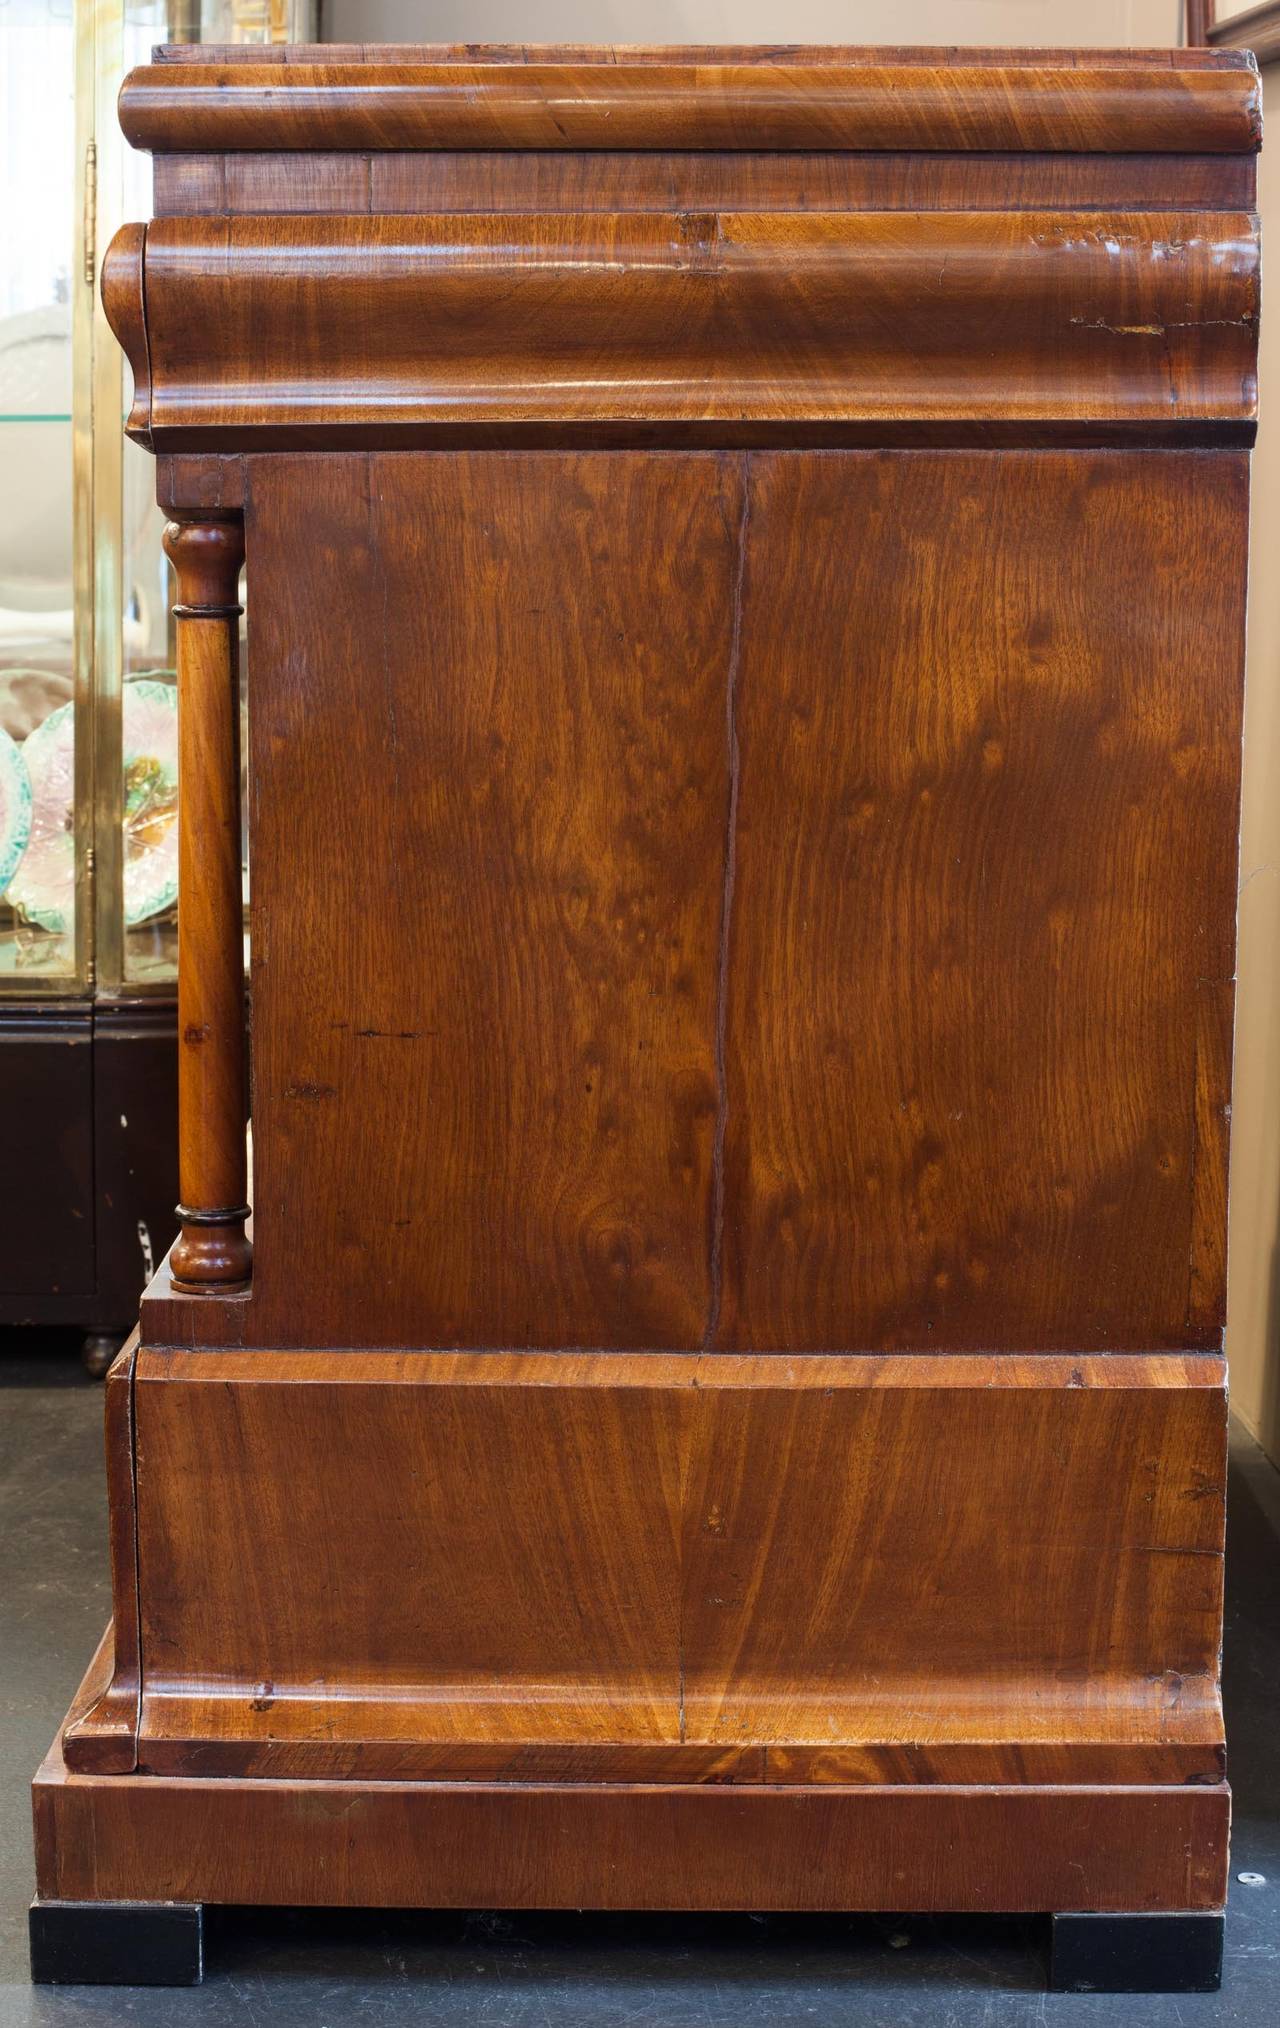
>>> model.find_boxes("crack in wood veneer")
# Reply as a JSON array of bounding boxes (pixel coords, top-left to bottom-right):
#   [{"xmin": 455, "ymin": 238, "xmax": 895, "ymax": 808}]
[{"xmin": 705, "ymin": 455, "xmax": 750, "ymax": 1353}]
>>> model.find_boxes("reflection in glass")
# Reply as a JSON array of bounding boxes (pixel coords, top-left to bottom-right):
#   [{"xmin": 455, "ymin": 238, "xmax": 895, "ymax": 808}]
[
  {"xmin": 1, "ymin": 3, "xmax": 312, "ymax": 988},
  {"xmin": 0, "ymin": 2, "xmax": 77, "ymax": 977},
  {"xmin": 118, "ymin": 4, "xmax": 315, "ymax": 983}
]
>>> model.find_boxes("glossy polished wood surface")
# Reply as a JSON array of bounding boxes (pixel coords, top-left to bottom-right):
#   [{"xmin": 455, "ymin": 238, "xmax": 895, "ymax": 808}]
[
  {"xmin": 246, "ymin": 452, "xmax": 729, "ymax": 1350},
  {"xmin": 61, "ymin": 1340, "xmax": 140, "ymax": 1773},
  {"xmin": 119, "ymin": 58, "xmax": 1260, "ymax": 155},
  {"xmin": 41, "ymin": 44, "xmax": 1255, "ymax": 1933},
  {"xmin": 199, "ymin": 448, "xmax": 1246, "ymax": 1354},
  {"xmin": 141, "ymin": 50, "xmax": 1260, "ymax": 242},
  {"xmin": 35, "ymin": 1747, "xmax": 1229, "ymax": 1913},
  {"xmin": 162, "ymin": 519, "xmax": 251, "ymax": 1291},
  {"xmin": 721, "ymin": 449, "xmax": 1245, "ymax": 1352},
  {"xmin": 107, "ymin": 209, "xmax": 1258, "ymax": 450},
  {"xmin": 154, "ymin": 148, "xmax": 1259, "ymax": 220},
  {"xmin": 114, "ymin": 1350, "xmax": 1224, "ymax": 1787}
]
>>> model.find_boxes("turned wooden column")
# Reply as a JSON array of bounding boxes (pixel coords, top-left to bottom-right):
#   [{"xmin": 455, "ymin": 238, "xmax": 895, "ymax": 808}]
[{"xmin": 163, "ymin": 516, "xmax": 251, "ymax": 1291}]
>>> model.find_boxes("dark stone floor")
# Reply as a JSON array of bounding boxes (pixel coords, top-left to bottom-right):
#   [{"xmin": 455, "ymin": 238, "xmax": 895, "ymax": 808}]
[{"xmin": 2, "ymin": 1328, "xmax": 1278, "ymax": 2025}]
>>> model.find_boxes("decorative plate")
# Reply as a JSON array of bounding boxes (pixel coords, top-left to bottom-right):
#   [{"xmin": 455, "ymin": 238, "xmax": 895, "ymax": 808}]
[
  {"xmin": 7, "ymin": 677, "xmax": 179, "ymax": 933},
  {"xmin": 120, "ymin": 678, "xmax": 179, "ymax": 927},
  {"xmin": 0, "ymin": 727, "xmax": 32, "ymax": 899},
  {"xmin": 3, "ymin": 700, "xmax": 71, "ymax": 931}
]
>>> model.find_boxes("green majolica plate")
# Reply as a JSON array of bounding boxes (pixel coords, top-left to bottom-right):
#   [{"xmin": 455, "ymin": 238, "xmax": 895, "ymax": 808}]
[
  {"xmin": 7, "ymin": 677, "xmax": 178, "ymax": 933},
  {"xmin": 0, "ymin": 727, "xmax": 32, "ymax": 899}
]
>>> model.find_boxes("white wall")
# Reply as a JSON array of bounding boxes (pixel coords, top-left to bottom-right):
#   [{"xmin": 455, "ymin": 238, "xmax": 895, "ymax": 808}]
[{"xmin": 326, "ymin": 1, "xmax": 1182, "ymax": 48}]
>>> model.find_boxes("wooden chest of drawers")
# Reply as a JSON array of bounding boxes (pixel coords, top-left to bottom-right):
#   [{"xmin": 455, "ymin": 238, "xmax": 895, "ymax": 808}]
[{"xmin": 31, "ymin": 41, "xmax": 1258, "ymax": 1993}]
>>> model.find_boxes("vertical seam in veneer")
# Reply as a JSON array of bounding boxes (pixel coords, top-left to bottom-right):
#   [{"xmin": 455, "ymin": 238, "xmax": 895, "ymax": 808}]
[
  {"xmin": 1185, "ymin": 999, "xmax": 1203, "ymax": 1334},
  {"xmin": 705, "ymin": 453, "xmax": 750, "ymax": 1352},
  {"xmin": 369, "ymin": 454, "xmax": 403, "ymax": 913}
]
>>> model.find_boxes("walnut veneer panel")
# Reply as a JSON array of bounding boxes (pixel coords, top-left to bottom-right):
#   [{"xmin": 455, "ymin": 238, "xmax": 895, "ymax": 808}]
[
  {"xmin": 152, "ymin": 151, "xmax": 1258, "ymax": 219},
  {"xmin": 720, "ymin": 449, "xmax": 1247, "ymax": 1352},
  {"xmin": 213, "ymin": 447, "xmax": 1244, "ymax": 1356},
  {"xmin": 107, "ymin": 210, "xmax": 1258, "ymax": 448},
  {"xmin": 33, "ymin": 1753, "xmax": 1229, "ymax": 1913},
  {"xmin": 32, "ymin": 40, "xmax": 1256, "ymax": 1943},
  {"xmin": 243, "ymin": 452, "xmax": 734, "ymax": 1351},
  {"xmin": 119, "ymin": 1350, "xmax": 1224, "ymax": 1787},
  {"xmin": 60, "ymin": 1340, "xmax": 141, "ymax": 1772},
  {"xmin": 119, "ymin": 59, "xmax": 1260, "ymax": 154}
]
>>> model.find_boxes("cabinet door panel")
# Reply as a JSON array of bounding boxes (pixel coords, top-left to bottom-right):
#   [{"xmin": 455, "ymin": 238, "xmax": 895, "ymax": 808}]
[{"xmin": 0, "ymin": 1012, "xmax": 94, "ymax": 1301}]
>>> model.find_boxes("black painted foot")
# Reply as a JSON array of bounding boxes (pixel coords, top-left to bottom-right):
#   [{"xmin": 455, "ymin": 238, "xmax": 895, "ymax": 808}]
[
  {"xmin": 1049, "ymin": 1912, "xmax": 1223, "ymax": 1993},
  {"xmin": 30, "ymin": 1899, "xmax": 204, "ymax": 1986}
]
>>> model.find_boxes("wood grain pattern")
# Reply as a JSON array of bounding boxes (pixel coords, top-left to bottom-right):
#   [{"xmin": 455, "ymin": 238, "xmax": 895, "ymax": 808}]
[
  {"xmin": 243, "ymin": 452, "xmax": 734, "ymax": 1350},
  {"xmin": 99, "ymin": 224, "xmax": 146, "ymax": 441},
  {"xmin": 33, "ymin": 1743, "xmax": 1230, "ymax": 1913},
  {"xmin": 151, "ymin": 150, "xmax": 1259, "ymax": 221},
  {"xmin": 129, "ymin": 1737, "xmax": 1226, "ymax": 1789},
  {"xmin": 108, "ymin": 1350, "xmax": 1226, "ymax": 1786},
  {"xmin": 163, "ymin": 520, "xmax": 251, "ymax": 1291},
  {"xmin": 719, "ymin": 450, "xmax": 1247, "ymax": 1351},
  {"xmin": 150, "ymin": 447, "xmax": 1248, "ymax": 1356},
  {"xmin": 155, "ymin": 453, "xmax": 245, "ymax": 517},
  {"xmin": 118, "ymin": 61, "xmax": 1261, "ymax": 155},
  {"xmin": 1189, "ymin": 979, "xmax": 1235, "ymax": 1336},
  {"xmin": 104, "ymin": 211, "xmax": 1259, "ymax": 451},
  {"xmin": 57, "ymin": 40, "xmax": 1255, "ymax": 1935},
  {"xmin": 62, "ymin": 1339, "xmax": 140, "ymax": 1773}
]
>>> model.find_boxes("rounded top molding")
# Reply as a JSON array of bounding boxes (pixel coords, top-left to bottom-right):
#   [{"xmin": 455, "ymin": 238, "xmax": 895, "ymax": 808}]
[
  {"xmin": 117, "ymin": 54, "xmax": 1262, "ymax": 157},
  {"xmin": 102, "ymin": 46, "xmax": 1261, "ymax": 458}
]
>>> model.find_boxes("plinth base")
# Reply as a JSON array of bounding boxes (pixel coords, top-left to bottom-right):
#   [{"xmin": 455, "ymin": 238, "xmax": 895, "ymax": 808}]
[
  {"xmin": 33, "ymin": 1343, "xmax": 1232, "ymax": 1989},
  {"xmin": 33, "ymin": 1683, "xmax": 1229, "ymax": 1992},
  {"xmin": 32, "ymin": 1706, "xmax": 1228, "ymax": 1991}
]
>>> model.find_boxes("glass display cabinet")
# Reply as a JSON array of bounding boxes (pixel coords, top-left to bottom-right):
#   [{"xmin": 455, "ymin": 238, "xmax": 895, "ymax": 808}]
[{"xmin": 0, "ymin": 0, "xmax": 310, "ymax": 1371}]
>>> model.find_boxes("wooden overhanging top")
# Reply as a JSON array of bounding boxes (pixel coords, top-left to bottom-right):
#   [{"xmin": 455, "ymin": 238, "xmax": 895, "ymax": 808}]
[
  {"xmin": 107, "ymin": 47, "xmax": 1261, "ymax": 451},
  {"xmin": 120, "ymin": 44, "xmax": 1262, "ymax": 155}
]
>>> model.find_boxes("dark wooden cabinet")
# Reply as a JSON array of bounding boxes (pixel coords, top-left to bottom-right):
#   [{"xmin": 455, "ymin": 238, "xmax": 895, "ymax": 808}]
[
  {"xmin": 31, "ymin": 41, "xmax": 1258, "ymax": 1991},
  {"xmin": 0, "ymin": 1000, "xmax": 178, "ymax": 1364}
]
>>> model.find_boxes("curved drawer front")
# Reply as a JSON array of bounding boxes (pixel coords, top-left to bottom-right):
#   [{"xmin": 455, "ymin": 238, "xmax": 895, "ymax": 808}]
[{"xmin": 103, "ymin": 209, "xmax": 1259, "ymax": 449}]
